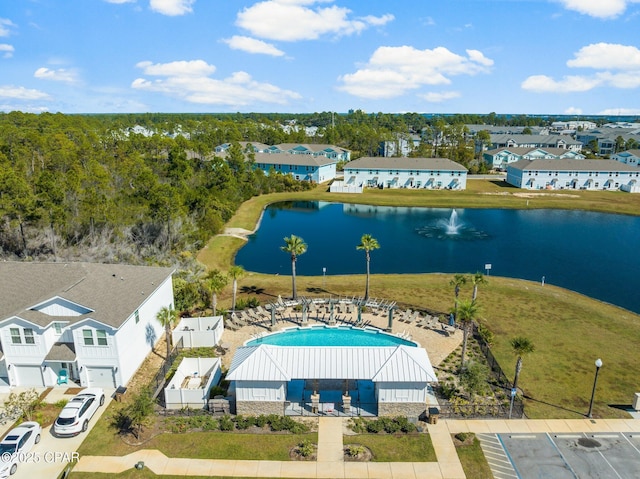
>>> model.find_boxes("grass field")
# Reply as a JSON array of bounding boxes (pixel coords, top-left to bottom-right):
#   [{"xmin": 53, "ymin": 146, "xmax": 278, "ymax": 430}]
[{"xmin": 196, "ymin": 179, "xmax": 640, "ymax": 419}]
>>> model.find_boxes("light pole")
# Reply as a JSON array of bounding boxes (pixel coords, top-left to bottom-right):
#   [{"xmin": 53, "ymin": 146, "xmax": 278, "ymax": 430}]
[
  {"xmin": 587, "ymin": 358, "xmax": 603, "ymax": 418},
  {"xmin": 322, "ymin": 267, "xmax": 326, "ymax": 288}
]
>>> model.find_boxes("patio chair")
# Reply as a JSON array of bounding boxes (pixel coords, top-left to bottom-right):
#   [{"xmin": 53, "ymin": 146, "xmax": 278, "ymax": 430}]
[{"xmin": 57, "ymin": 369, "xmax": 68, "ymax": 385}]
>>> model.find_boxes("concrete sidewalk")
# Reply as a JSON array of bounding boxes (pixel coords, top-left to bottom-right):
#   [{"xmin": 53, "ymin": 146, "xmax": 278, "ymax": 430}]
[{"xmin": 72, "ymin": 418, "xmax": 640, "ymax": 478}]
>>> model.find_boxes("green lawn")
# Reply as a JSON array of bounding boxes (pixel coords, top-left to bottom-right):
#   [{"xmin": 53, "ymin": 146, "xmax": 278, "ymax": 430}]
[
  {"xmin": 455, "ymin": 436, "xmax": 494, "ymax": 479},
  {"xmin": 343, "ymin": 434, "xmax": 436, "ymax": 462}
]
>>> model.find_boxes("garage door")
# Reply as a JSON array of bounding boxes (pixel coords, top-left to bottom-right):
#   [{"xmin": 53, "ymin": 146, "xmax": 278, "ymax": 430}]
[
  {"xmin": 15, "ymin": 365, "xmax": 44, "ymax": 387},
  {"xmin": 86, "ymin": 366, "xmax": 116, "ymax": 388}
]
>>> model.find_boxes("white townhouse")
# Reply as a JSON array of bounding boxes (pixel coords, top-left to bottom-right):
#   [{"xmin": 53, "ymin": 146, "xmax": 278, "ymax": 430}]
[
  {"xmin": 0, "ymin": 262, "xmax": 175, "ymax": 389},
  {"xmin": 483, "ymin": 147, "xmax": 586, "ymax": 170},
  {"xmin": 506, "ymin": 159, "xmax": 640, "ymax": 192},
  {"xmin": 265, "ymin": 143, "xmax": 351, "ymax": 162},
  {"xmin": 214, "ymin": 142, "xmax": 270, "ymax": 154},
  {"xmin": 490, "ymin": 134, "xmax": 583, "ymax": 152},
  {"xmin": 252, "ymin": 152, "xmax": 337, "ymax": 183},
  {"xmin": 343, "ymin": 157, "xmax": 468, "ymax": 190},
  {"xmin": 612, "ymin": 149, "xmax": 640, "ymax": 167}
]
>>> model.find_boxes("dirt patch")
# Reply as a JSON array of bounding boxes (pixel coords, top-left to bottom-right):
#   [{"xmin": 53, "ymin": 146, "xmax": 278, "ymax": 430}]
[
  {"xmin": 64, "ymin": 387, "xmax": 84, "ymax": 395},
  {"xmin": 513, "ymin": 192, "xmax": 580, "ymax": 198},
  {"xmin": 344, "ymin": 444, "xmax": 373, "ymax": 462}
]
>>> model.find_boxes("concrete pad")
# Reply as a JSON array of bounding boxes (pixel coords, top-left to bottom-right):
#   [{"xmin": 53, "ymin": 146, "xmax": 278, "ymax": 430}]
[
  {"xmin": 232, "ymin": 460, "xmax": 260, "ymax": 477},
  {"xmin": 506, "ymin": 420, "xmax": 533, "ymax": 433},
  {"xmin": 460, "ymin": 420, "xmax": 492, "ymax": 433},
  {"xmin": 343, "ymin": 461, "xmax": 370, "ymax": 478},
  {"xmin": 136, "ymin": 450, "xmax": 170, "ymax": 474},
  {"xmin": 526, "ymin": 420, "xmax": 557, "ymax": 433},
  {"xmin": 441, "ymin": 419, "xmax": 469, "ymax": 434},
  {"xmin": 256, "ymin": 460, "xmax": 283, "ymax": 478},
  {"xmin": 486, "ymin": 420, "xmax": 509, "ymax": 433},
  {"xmin": 316, "ymin": 461, "xmax": 345, "ymax": 478},
  {"xmin": 412, "ymin": 462, "xmax": 444, "ymax": 478},
  {"xmin": 366, "ymin": 462, "xmax": 393, "ymax": 479},
  {"xmin": 543, "ymin": 419, "xmax": 573, "ymax": 432},
  {"xmin": 389, "ymin": 461, "xmax": 419, "ymax": 479},
  {"xmin": 160, "ymin": 457, "xmax": 192, "ymax": 475},
  {"xmin": 186, "ymin": 458, "xmax": 215, "ymax": 476},
  {"xmin": 279, "ymin": 461, "xmax": 317, "ymax": 478}
]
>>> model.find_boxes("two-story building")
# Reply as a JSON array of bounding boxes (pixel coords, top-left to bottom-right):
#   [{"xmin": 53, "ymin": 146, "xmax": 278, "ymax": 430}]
[
  {"xmin": 506, "ymin": 159, "xmax": 640, "ymax": 192},
  {"xmin": 490, "ymin": 134, "xmax": 583, "ymax": 152},
  {"xmin": 252, "ymin": 152, "xmax": 337, "ymax": 183},
  {"xmin": 342, "ymin": 157, "xmax": 468, "ymax": 190},
  {"xmin": 483, "ymin": 147, "xmax": 585, "ymax": 170},
  {"xmin": 0, "ymin": 262, "xmax": 174, "ymax": 389},
  {"xmin": 612, "ymin": 149, "xmax": 640, "ymax": 167},
  {"xmin": 264, "ymin": 144, "xmax": 350, "ymax": 162}
]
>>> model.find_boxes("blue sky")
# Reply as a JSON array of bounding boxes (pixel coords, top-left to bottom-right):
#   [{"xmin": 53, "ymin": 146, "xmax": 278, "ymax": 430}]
[{"xmin": 1, "ymin": 0, "xmax": 640, "ymax": 115}]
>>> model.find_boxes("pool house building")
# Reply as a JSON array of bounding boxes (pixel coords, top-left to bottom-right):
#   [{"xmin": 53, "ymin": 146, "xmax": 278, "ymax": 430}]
[
  {"xmin": 342, "ymin": 157, "xmax": 467, "ymax": 190},
  {"xmin": 226, "ymin": 328, "xmax": 439, "ymax": 418}
]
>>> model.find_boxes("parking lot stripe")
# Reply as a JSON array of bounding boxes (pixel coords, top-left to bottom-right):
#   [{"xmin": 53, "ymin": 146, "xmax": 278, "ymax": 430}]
[
  {"xmin": 621, "ymin": 434, "xmax": 640, "ymax": 456},
  {"xmin": 546, "ymin": 433, "xmax": 579, "ymax": 479},
  {"xmin": 592, "ymin": 434, "xmax": 621, "ymax": 439},
  {"xmin": 554, "ymin": 434, "xmax": 582, "ymax": 439}
]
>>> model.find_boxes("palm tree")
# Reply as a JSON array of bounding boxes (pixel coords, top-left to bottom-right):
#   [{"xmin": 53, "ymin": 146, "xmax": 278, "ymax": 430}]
[
  {"xmin": 356, "ymin": 234, "xmax": 380, "ymax": 301},
  {"xmin": 228, "ymin": 265, "xmax": 245, "ymax": 311},
  {"xmin": 510, "ymin": 336, "xmax": 535, "ymax": 392},
  {"xmin": 449, "ymin": 273, "xmax": 467, "ymax": 320},
  {"xmin": 281, "ymin": 235, "xmax": 307, "ymax": 300},
  {"xmin": 471, "ymin": 272, "xmax": 488, "ymax": 301},
  {"xmin": 457, "ymin": 299, "xmax": 480, "ymax": 372},
  {"xmin": 156, "ymin": 306, "xmax": 178, "ymax": 360},
  {"xmin": 205, "ymin": 270, "xmax": 228, "ymax": 316}
]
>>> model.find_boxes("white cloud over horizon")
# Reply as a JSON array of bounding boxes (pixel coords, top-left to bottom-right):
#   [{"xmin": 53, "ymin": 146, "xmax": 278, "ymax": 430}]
[
  {"xmin": 522, "ymin": 43, "xmax": 640, "ymax": 93},
  {"xmin": 598, "ymin": 107, "xmax": 640, "ymax": 115},
  {"xmin": 564, "ymin": 106, "xmax": 583, "ymax": 114},
  {"xmin": 555, "ymin": 0, "xmax": 640, "ymax": 19},
  {"xmin": 132, "ymin": 59, "xmax": 301, "ymax": 106},
  {"xmin": 236, "ymin": 0, "xmax": 393, "ymax": 41},
  {"xmin": 34, "ymin": 67, "xmax": 78, "ymax": 83},
  {"xmin": 338, "ymin": 46, "xmax": 493, "ymax": 99},
  {"xmin": 222, "ymin": 36, "xmax": 285, "ymax": 56},
  {"xmin": 0, "ymin": 85, "xmax": 50, "ymax": 100},
  {"xmin": 420, "ymin": 91, "xmax": 461, "ymax": 103},
  {"xmin": 0, "ymin": 44, "xmax": 14, "ymax": 58}
]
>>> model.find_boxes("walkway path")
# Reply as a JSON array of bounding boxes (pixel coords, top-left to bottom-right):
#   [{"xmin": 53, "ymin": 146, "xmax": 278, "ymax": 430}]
[{"xmin": 72, "ymin": 418, "xmax": 640, "ymax": 478}]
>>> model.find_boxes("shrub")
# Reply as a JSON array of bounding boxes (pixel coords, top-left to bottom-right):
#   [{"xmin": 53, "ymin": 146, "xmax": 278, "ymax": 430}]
[
  {"xmin": 235, "ymin": 415, "xmax": 255, "ymax": 429},
  {"xmin": 219, "ymin": 414, "xmax": 235, "ymax": 431},
  {"xmin": 349, "ymin": 417, "xmax": 367, "ymax": 433},
  {"xmin": 345, "ymin": 444, "xmax": 366, "ymax": 457},
  {"xmin": 440, "ymin": 381, "xmax": 459, "ymax": 399},
  {"xmin": 455, "ymin": 432, "xmax": 475, "ymax": 442},
  {"xmin": 255, "ymin": 415, "xmax": 268, "ymax": 428},
  {"xmin": 366, "ymin": 420, "xmax": 384, "ymax": 433},
  {"xmin": 298, "ymin": 440, "xmax": 314, "ymax": 457},
  {"xmin": 477, "ymin": 323, "xmax": 494, "ymax": 345}
]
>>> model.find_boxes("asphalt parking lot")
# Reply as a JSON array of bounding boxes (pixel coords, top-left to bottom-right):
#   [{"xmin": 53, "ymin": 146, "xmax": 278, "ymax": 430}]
[{"xmin": 498, "ymin": 432, "xmax": 640, "ymax": 479}]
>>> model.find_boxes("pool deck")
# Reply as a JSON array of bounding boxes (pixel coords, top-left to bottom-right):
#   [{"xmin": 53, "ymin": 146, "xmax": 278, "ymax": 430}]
[{"xmin": 219, "ymin": 303, "xmax": 463, "ymax": 370}]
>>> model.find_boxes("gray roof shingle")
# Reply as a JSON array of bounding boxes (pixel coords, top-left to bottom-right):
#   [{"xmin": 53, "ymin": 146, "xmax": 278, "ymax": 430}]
[{"xmin": 344, "ymin": 157, "xmax": 467, "ymax": 171}]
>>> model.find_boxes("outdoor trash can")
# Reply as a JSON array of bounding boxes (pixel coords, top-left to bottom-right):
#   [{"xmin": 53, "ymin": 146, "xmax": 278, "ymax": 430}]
[{"xmin": 428, "ymin": 407, "xmax": 439, "ymax": 424}]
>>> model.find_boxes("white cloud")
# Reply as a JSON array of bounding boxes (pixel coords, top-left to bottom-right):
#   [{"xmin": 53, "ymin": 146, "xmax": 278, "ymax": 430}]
[
  {"xmin": 236, "ymin": 0, "xmax": 393, "ymax": 41},
  {"xmin": 103, "ymin": 0, "xmax": 136, "ymax": 4},
  {"xmin": 338, "ymin": 45, "xmax": 493, "ymax": 99},
  {"xmin": 136, "ymin": 59, "xmax": 215, "ymax": 76},
  {"xmin": 419, "ymin": 91, "xmax": 461, "ymax": 103},
  {"xmin": 521, "ymin": 74, "xmax": 602, "ymax": 92},
  {"xmin": 598, "ymin": 107, "xmax": 640, "ymax": 115},
  {"xmin": 0, "ymin": 18, "xmax": 16, "ymax": 37},
  {"xmin": 0, "ymin": 85, "xmax": 50, "ymax": 100},
  {"xmin": 223, "ymin": 36, "xmax": 285, "ymax": 56},
  {"xmin": 564, "ymin": 106, "xmax": 583, "ymax": 114},
  {"xmin": 523, "ymin": 42, "xmax": 640, "ymax": 93},
  {"xmin": 132, "ymin": 59, "xmax": 301, "ymax": 106},
  {"xmin": 0, "ymin": 44, "xmax": 14, "ymax": 58},
  {"xmin": 34, "ymin": 67, "xmax": 78, "ymax": 83},
  {"xmin": 149, "ymin": 0, "xmax": 195, "ymax": 16},
  {"xmin": 555, "ymin": 0, "xmax": 640, "ymax": 19},
  {"xmin": 567, "ymin": 43, "xmax": 640, "ymax": 70}
]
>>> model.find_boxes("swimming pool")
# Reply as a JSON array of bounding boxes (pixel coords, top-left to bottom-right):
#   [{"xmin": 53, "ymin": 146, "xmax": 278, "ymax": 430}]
[{"xmin": 245, "ymin": 325, "xmax": 418, "ymax": 347}]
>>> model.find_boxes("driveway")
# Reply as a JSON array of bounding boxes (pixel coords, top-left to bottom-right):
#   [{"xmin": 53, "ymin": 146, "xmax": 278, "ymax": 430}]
[
  {"xmin": 11, "ymin": 390, "xmax": 114, "ymax": 479},
  {"xmin": 497, "ymin": 432, "xmax": 640, "ymax": 479}
]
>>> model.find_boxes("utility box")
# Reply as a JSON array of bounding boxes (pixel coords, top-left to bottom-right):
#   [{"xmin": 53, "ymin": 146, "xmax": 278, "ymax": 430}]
[
  {"xmin": 428, "ymin": 407, "xmax": 439, "ymax": 424},
  {"xmin": 633, "ymin": 393, "xmax": 640, "ymax": 411}
]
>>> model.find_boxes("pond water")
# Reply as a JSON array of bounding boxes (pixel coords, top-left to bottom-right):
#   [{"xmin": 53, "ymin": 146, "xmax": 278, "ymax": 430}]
[{"xmin": 235, "ymin": 201, "xmax": 640, "ymax": 314}]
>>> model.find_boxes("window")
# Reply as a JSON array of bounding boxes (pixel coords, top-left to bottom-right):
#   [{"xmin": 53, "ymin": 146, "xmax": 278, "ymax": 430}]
[
  {"xmin": 96, "ymin": 330, "xmax": 108, "ymax": 346},
  {"xmin": 134, "ymin": 310, "xmax": 140, "ymax": 324},
  {"xmin": 10, "ymin": 328, "xmax": 21, "ymax": 344},
  {"xmin": 24, "ymin": 328, "xmax": 35, "ymax": 344},
  {"xmin": 54, "ymin": 322, "xmax": 62, "ymax": 334},
  {"xmin": 83, "ymin": 329, "xmax": 94, "ymax": 346}
]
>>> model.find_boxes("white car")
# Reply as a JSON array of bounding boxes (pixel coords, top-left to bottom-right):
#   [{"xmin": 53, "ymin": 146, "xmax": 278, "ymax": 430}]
[
  {"xmin": 53, "ymin": 388, "xmax": 105, "ymax": 437},
  {"xmin": 0, "ymin": 421, "xmax": 42, "ymax": 477}
]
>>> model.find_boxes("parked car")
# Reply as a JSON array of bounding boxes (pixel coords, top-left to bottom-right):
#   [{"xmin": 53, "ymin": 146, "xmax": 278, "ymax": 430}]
[
  {"xmin": 53, "ymin": 388, "xmax": 105, "ymax": 437},
  {"xmin": 0, "ymin": 421, "xmax": 42, "ymax": 477}
]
